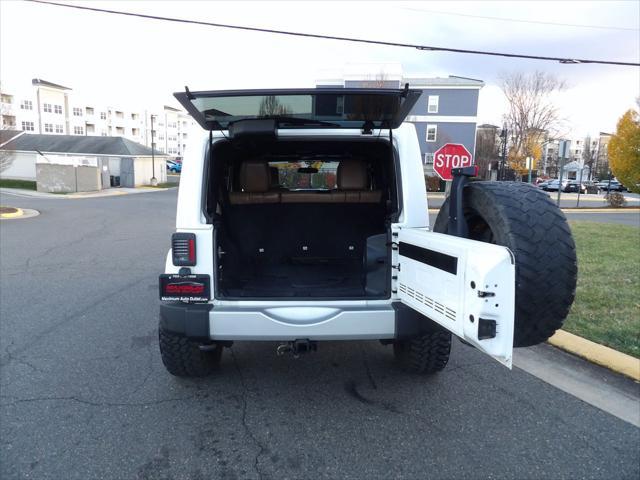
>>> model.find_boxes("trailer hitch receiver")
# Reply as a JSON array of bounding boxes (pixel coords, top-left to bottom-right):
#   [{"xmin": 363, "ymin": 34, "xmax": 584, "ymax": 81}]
[{"xmin": 276, "ymin": 339, "xmax": 318, "ymax": 358}]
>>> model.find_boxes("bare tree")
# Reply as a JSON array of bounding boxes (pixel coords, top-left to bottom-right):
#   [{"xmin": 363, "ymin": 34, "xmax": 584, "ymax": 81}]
[
  {"xmin": 258, "ymin": 96, "xmax": 292, "ymax": 116},
  {"xmin": 582, "ymin": 136, "xmax": 596, "ymax": 180},
  {"xmin": 475, "ymin": 126, "xmax": 501, "ymax": 179},
  {"xmin": 500, "ymin": 71, "xmax": 566, "ymax": 175}
]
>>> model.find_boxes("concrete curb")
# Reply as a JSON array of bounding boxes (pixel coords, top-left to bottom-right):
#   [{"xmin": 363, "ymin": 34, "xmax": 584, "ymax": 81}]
[
  {"xmin": 0, "ymin": 207, "xmax": 23, "ymax": 218},
  {"xmin": 1, "ymin": 186, "xmax": 176, "ymax": 199},
  {"xmin": 561, "ymin": 208, "xmax": 640, "ymax": 213},
  {"xmin": 548, "ymin": 330, "xmax": 640, "ymax": 382}
]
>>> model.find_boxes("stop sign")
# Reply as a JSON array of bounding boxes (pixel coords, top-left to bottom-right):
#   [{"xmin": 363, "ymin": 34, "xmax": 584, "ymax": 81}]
[{"xmin": 432, "ymin": 143, "xmax": 474, "ymax": 181}]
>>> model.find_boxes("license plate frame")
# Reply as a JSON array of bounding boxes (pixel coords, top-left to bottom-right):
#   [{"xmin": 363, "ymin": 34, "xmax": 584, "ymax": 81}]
[{"xmin": 159, "ymin": 274, "xmax": 210, "ymax": 303}]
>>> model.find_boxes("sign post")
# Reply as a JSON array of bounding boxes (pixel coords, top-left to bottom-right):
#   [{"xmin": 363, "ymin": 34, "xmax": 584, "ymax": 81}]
[
  {"xmin": 556, "ymin": 140, "xmax": 570, "ymax": 206},
  {"xmin": 433, "ymin": 143, "xmax": 474, "ymax": 181}
]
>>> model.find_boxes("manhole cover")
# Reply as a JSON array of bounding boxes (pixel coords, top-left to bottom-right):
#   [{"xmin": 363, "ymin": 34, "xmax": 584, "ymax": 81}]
[{"xmin": 0, "ymin": 207, "xmax": 18, "ymax": 214}]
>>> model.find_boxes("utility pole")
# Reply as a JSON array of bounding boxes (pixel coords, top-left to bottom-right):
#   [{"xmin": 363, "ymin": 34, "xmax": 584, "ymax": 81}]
[
  {"xmin": 556, "ymin": 140, "xmax": 569, "ymax": 206},
  {"xmin": 500, "ymin": 126, "xmax": 508, "ymax": 181},
  {"xmin": 150, "ymin": 114, "xmax": 157, "ymax": 186}
]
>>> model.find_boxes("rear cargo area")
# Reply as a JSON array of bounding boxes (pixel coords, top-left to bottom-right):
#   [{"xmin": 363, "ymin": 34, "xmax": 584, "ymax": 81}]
[{"xmin": 209, "ymin": 138, "xmax": 396, "ymax": 299}]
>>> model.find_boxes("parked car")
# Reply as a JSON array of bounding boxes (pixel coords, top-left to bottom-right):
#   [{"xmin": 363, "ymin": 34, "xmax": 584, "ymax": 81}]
[
  {"xmin": 597, "ymin": 180, "xmax": 625, "ymax": 192},
  {"xmin": 564, "ymin": 181, "xmax": 587, "ymax": 194},
  {"xmin": 166, "ymin": 159, "xmax": 182, "ymax": 173},
  {"xmin": 158, "ymin": 87, "xmax": 577, "ymax": 378},
  {"xmin": 543, "ymin": 179, "xmax": 569, "ymax": 191}
]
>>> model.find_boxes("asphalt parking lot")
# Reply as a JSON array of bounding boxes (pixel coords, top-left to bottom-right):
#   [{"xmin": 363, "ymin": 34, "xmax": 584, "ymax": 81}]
[{"xmin": 1, "ymin": 189, "xmax": 639, "ymax": 480}]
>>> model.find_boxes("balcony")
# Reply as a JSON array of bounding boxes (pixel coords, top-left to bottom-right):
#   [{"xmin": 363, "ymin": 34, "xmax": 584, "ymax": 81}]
[{"xmin": 0, "ymin": 102, "xmax": 14, "ymax": 115}]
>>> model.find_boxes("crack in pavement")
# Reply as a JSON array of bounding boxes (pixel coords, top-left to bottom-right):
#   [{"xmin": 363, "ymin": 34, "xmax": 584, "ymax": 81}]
[
  {"xmin": 0, "ymin": 394, "xmax": 195, "ymax": 408},
  {"xmin": 0, "ymin": 274, "xmax": 150, "ymax": 363},
  {"xmin": 0, "ymin": 342, "xmax": 44, "ymax": 373},
  {"xmin": 230, "ymin": 348, "xmax": 266, "ymax": 480},
  {"xmin": 24, "ymin": 217, "xmax": 111, "ymax": 271}
]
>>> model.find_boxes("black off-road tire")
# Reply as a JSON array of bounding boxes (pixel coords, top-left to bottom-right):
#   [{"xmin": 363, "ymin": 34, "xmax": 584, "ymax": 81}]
[
  {"xmin": 434, "ymin": 181, "xmax": 577, "ymax": 347},
  {"xmin": 393, "ymin": 330, "xmax": 452, "ymax": 374},
  {"xmin": 159, "ymin": 328, "xmax": 222, "ymax": 377}
]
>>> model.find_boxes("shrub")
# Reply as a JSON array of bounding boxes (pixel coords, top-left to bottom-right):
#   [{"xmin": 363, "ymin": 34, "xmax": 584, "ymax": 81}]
[
  {"xmin": 605, "ymin": 192, "xmax": 626, "ymax": 208},
  {"xmin": 425, "ymin": 175, "xmax": 443, "ymax": 192}
]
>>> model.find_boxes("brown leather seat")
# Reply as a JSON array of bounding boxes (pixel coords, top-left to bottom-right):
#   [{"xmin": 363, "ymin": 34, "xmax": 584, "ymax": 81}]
[
  {"xmin": 336, "ymin": 159, "xmax": 382, "ymax": 203},
  {"xmin": 280, "ymin": 159, "xmax": 381, "ymax": 203},
  {"xmin": 229, "ymin": 161, "xmax": 280, "ymax": 204}
]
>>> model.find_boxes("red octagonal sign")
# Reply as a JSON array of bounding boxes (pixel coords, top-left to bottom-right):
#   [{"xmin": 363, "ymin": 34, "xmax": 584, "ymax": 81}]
[{"xmin": 433, "ymin": 143, "xmax": 474, "ymax": 181}]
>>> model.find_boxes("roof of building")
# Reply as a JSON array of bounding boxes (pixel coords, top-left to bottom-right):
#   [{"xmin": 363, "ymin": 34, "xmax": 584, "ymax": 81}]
[
  {"xmin": 32, "ymin": 78, "xmax": 72, "ymax": 91},
  {"xmin": 0, "ymin": 130, "xmax": 24, "ymax": 147},
  {"xmin": 0, "ymin": 134, "xmax": 168, "ymax": 157},
  {"xmin": 403, "ymin": 75, "xmax": 485, "ymax": 87}
]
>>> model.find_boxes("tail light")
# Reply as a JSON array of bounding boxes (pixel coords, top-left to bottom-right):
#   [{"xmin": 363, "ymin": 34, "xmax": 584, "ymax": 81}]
[{"xmin": 172, "ymin": 233, "xmax": 196, "ymax": 266}]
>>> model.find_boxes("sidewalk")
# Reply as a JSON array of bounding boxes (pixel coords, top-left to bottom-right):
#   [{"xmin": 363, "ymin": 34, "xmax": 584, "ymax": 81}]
[{"xmin": 0, "ymin": 186, "xmax": 175, "ymax": 199}]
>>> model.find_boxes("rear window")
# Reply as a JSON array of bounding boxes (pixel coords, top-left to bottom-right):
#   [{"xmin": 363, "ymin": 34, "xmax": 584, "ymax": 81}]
[{"xmin": 269, "ymin": 161, "xmax": 339, "ymax": 190}]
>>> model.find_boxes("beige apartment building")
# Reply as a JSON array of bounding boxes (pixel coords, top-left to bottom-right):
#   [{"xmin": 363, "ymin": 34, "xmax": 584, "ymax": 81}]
[{"xmin": 0, "ymin": 78, "xmax": 195, "ymax": 158}]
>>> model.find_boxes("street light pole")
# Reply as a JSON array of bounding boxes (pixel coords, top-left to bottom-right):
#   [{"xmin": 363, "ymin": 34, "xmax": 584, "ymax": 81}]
[
  {"xmin": 150, "ymin": 114, "xmax": 157, "ymax": 186},
  {"xmin": 500, "ymin": 126, "xmax": 508, "ymax": 181}
]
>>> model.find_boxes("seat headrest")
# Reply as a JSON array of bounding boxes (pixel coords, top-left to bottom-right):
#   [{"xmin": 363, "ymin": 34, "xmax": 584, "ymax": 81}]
[
  {"xmin": 239, "ymin": 161, "xmax": 270, "ymax": 193},
  {"xmin": 337, "ymin": 159, "xmax": 368, "ymax": 190}
]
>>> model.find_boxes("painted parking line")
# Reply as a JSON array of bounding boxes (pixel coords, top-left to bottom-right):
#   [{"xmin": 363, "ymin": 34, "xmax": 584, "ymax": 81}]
[{"xmin": 428, "ymin": 208, "xmax": 640, "ymax": 213}]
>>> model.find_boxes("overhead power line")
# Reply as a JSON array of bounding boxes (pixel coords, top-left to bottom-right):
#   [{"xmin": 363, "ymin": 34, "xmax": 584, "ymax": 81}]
[
  {"xmin": 27, "ymin": 0, "xmax": 640, "ymax": 67},
  {"xmin": 396, "ymin": 6, "xmax": 640, "ymax": 32}
]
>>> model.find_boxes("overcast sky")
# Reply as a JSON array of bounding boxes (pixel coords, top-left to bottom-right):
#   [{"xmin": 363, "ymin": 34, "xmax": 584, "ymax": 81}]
[{"xmin": 1, "ymin": 0, "xmax": 638, "ymax": 137}]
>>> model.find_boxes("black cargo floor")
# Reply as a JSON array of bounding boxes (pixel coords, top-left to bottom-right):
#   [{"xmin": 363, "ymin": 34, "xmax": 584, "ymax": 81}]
[{"xmin": 219, "ymin": 262, "xmax": 365, "ymax": 298}]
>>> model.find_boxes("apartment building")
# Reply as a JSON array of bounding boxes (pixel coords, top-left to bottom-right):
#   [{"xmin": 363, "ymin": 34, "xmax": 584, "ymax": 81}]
[
  {"xmin": 0, "ymin": 78, "xmax": 195, "ymax": 159},
  {"xmin": 316, "ymin": 64, "xmax": 483, "ymax": 176}
]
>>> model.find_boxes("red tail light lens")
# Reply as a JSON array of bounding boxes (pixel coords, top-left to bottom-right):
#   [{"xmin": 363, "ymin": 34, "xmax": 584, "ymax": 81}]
[{"xmin": 172, "ymin": 233, "xmax": 196, "ymax": 266}]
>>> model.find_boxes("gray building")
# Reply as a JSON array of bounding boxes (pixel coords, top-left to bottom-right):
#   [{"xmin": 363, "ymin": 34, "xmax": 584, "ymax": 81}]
[
  {"xmin": 316, "ymin": 66, "xmax": 483, "ymax": 176},
  {"xmin": 0, "ymin": 133, "xmax": 168, "ymax": 191}
]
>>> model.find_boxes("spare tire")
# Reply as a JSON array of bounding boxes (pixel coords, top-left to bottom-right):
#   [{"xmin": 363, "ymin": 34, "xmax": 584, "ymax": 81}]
[{"xmin": 433, "ymin": 181, "xmax": 577, "ymax": 347}]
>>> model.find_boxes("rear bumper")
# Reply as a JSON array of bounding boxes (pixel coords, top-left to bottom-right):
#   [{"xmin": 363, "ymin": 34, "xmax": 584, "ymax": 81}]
[{"xmin": 159, "ymin": 302, "xmax": 435, "ymax": 341}]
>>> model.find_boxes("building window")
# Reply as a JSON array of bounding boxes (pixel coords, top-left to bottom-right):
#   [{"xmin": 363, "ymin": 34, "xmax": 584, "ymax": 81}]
[
  {"xmin": 21, "ymin": 100, "xmax": 33, "ymax": 110},
  {"xmin": 21, "ymin": 121, "xmax": 34, "ymax": 131},
  {"xmin": 424, "ymin": 153, "xmax": 434, "ymax": 165},
  {"xmin": 44, "ymin": 123, "xmax": 53, "ymax": 133},
  {"xmin": 427, "ymin": 95, "xmax": 439, "ymax": 114},
  {"xmin": 55, "ymin": 124, "xmax": 64, "ymax": 133},
  {"xmin": 1, "ymin": 94, "xmax": 12, "ymax": 103},
  {"xmin": 158, "ymin": 135, "xmax": 165, "ymax": 140},
  {"xmin": 101, "ymin": 130, "xmax": 108, "ymax": 136},
  {"xmin": 426, "ymin": 124, "xmax": 437, "ymax": 142},
  {"xmin": 86, "ymin": 107, "xmax": 94, "ymax": 115},
  {"xmin": 73, "ymin": 107, "xmax": 83, "ymax": 116},
  {"xmin": 43, "ymin": 103, "xmax": 52, "ymax": 113},
  {"xmin": 54, "ymin": 105, "xmax": 63, "ymax": 114},
  {"xmin": 100, "ymin": 112, "xmax": 107, "ymax": 120},
  {"xmin": 131, "ymin": 128, "xmax": 139, "ymax": 136},
  {"xmin": 74, "ymin": 126, "xmax": 84, "ymax": 135}
]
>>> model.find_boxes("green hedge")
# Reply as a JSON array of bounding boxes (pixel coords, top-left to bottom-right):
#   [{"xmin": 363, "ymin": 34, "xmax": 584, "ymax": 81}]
[{"xmin": 0, "ymin": 179, "xmax": 37, "ymax": 190}]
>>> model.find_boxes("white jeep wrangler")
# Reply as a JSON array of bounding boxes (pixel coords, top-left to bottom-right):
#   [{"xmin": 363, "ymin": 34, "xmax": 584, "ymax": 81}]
[{"xmin": 159, "ymin": 87, "xmax": 577, "ymax": 377}]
